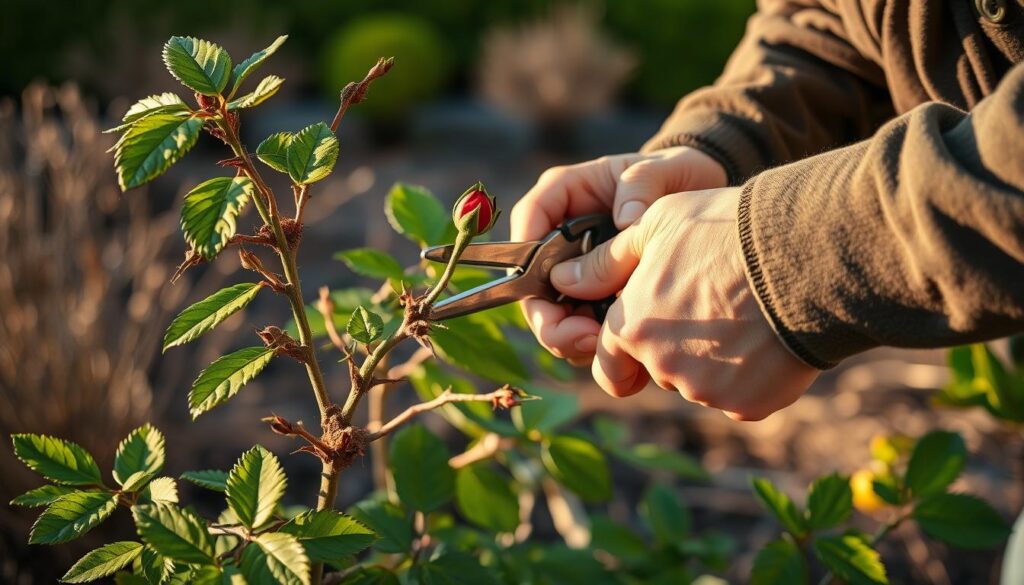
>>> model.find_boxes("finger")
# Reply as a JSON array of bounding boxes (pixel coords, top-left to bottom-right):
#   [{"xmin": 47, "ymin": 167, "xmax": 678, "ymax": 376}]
[
  {"xmin": 550, "ymin": 224, "xmax": 643, "ymax": 300},
  {"xmin": 592, "ymin": 302, "xmax": 649, "ymax": 397},
  {"xmin": 612, "ymin": 150, "xmax": 727, "ymax": 228},
  {"xmin": 521, "ymin": 298, "xmax": 600, "ymax": 361},
  {"xmin": 511, "ymin": 155, "xmax": 642, "ymax": 242}
]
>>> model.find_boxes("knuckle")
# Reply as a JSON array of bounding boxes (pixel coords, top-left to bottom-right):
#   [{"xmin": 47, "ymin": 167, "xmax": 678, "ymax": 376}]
[
  {"xmin": 620, "ymin": 158, "xmax": 655, "ymax": 182},
  {"xmin": 539, "ymin": 166, "xmax": 568, "ymax": 184},
  {"xmin": 616, "ymin": 317, "xmax": 649, "ymax": 346}
]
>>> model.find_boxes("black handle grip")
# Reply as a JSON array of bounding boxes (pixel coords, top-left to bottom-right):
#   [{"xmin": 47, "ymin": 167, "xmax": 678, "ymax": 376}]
[{"xmin": 558, "ymin": 215, "xmax": 619, "ymax": 324}]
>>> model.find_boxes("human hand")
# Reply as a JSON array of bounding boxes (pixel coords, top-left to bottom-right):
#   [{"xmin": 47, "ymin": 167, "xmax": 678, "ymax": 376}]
[
  {"xmin": 510, "ymin": 146, "xmax": 727, "ymax": 363},
  {"xmin": 548, "ymin": 187, "xmax": 819, "ymax": 421}
]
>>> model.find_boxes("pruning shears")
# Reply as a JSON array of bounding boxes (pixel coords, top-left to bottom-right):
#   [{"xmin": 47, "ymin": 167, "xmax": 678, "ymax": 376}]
[{"xmin": 420, "ymin": 214, "xmax": 620, "ymax": 322}]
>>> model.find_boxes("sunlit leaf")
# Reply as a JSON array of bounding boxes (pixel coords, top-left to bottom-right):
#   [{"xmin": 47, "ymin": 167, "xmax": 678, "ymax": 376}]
[
  {"xmin": 114, "ymin": 114, "xmax": 202, "ymax": 190},
  {"xmin": 226, "ymin": 446, "xmax": 287, "ymax": 531},
  {"xmin": 162, "ymin": 36, "xmax": 232, "ymax": 95},
  {"xmin": 813, "ymin": 534, "xmax": 887, "ymax": 585},
  {"xmin": 229, "ymin": 35, "xmax": 287, "ymax": 97},
  {"xmin": 133, "ymin": 503, "xmax": 215, "ymax": 565},
  {"xmin": 286, "ymin": 122, "xmax": 338, "ymax": 185},
  {"xmin": 164, "ymin": 283, "xmax": 264, "ymax": 351},
  {"xmin": 180, "ymin": 470, "xmax": 228, "ymax": 492},
  {"xmin": 114, "ymin": 424, "xmax": 166, "ymax": 487},
  {"xmin": 188, "ymin": 346, "xmax": 275, "ymax": 419},
  {"xmin": 751, "ymin": 478, "xmax": 806, "ymax": 538},
  {"xmin": 12, "ymin": 434, "xmax": 102, "ymax": 486},
  {"xmin": 256, "ymin": 132, "xmax": 292, "ymax": 174},
  {"xmin": 228, "ymin": 75, "xmax": 284, "ymax": 110},
  {"xmin": 279, "ymin": 510, "xmax": 376, "ymax": 562},
  {"xmin": 181, "ymin": 177, "xmax": 254, "ymax": 259},
  {"xmin": 384, "ymin": 183, "xmax": 457, "ymax": 247},
  {"xmin": 905, "ymin": 430, "xmax": 965, "ymax": 499},
  {"xmin": 240, "ymin": 532, "xmax": 309, "ymax": 585},
  {"xmin": 346, "ymin": 306, "xmax": 384, "ymax": 344},
  {"xmin": 30, "ymin": 490, "xmax": 117, "ymax": 544},
  {"xmin": 62, "ymin": 541, "xmax": 144, "ymax": 583},
  {"xmin": 806, "ymin": 473, "xmax": 853, "ymax": 530},
  {"xmin": 9, "ymin": 485, "xmax": 76, "ymax": 507}
]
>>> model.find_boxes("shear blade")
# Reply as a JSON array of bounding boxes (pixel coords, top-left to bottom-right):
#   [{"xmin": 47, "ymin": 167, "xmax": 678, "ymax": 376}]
[{"xmin": 420, "ymin": 241, "xmax": 538, "ymax": 270}]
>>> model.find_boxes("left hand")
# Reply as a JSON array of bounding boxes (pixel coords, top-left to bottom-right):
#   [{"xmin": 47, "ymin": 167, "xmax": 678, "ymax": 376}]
[{"xmin": 549, "ymin": 187, "xmax": 819, "ymax": 421}]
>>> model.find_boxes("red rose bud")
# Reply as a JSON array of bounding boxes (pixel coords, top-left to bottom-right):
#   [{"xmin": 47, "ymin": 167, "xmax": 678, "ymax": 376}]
[{"xmin": 453, "ymin": 182, "xmax": 499, "ymax": 236}]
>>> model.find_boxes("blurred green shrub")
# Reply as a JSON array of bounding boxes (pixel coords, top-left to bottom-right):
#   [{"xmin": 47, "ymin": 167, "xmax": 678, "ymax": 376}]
[
  {"xmin": 604, "ymin": 0, "xmax": 754, "ymax": 106},
  {"xmin": 1, "ymin": 0, "xmax": 754, "ymax": 109},
  {"xmin": 320, "ymin": 13, "xmax": 452, "ymax": 121}
]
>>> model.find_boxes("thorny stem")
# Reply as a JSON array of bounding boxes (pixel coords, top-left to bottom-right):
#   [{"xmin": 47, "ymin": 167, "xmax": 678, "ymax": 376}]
[
  {"xmin": 366, "ymin": 388, "xmax": 520, "ymax": 441},
  {"xmin": 338, "ymin": 229, "xmax": 472, "ymax": 427},
  {"xmin": 216, "ymin": 105, "xmax": 337, "ymax": 585},
  {"xmin": 217, "ymin": 108, "xmax": 331, "ymax": 418}
]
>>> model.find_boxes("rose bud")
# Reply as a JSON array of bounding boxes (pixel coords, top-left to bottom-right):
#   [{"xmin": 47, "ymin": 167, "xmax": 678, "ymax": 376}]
[{"xmin": 452, "ymin": 182, "xmax": 499, "ymax": 236}]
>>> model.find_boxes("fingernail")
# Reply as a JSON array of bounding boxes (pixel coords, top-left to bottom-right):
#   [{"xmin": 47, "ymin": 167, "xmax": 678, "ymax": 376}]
[
  {"xmin": 617, "ymin": 201, "xmax": 647, "ymax": 225},
  {"xmin": 551, "ymin": 261, "xmax": 582, "ymax": 287},
  {"xmin": 574, "ymin": 335, "xmax": 598, "ymax": 353}
]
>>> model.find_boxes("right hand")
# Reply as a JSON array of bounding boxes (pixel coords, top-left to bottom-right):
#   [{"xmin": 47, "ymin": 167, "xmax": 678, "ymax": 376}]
[{"xmin": 510, "ymin": 146, "xmax": 728, "ymax": 364}]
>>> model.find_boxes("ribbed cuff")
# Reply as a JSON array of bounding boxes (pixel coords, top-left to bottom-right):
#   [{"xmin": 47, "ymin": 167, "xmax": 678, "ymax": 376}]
[
  {"xmin": 641, "ymin": 111, "xmax": 768, "ymax": 186},
  {"xmin": 737, "ymin": 181, "xmax": 836, "ymax": 370}
]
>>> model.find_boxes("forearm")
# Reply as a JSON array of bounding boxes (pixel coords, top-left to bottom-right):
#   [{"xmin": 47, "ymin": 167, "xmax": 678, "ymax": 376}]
[{"xmin": 740, "ymin": 63, "xmax": 1024, "ymax": 368}]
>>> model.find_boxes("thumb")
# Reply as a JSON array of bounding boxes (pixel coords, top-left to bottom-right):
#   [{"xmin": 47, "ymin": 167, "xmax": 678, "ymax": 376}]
[{"xmin": 550, "ymin": 226, "xmax": 643, "ymax": 300}]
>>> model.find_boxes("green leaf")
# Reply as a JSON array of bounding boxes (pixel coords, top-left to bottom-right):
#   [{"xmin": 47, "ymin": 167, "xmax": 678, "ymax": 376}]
[
  {"xmin": 813, "ymin": 534, "xmax": 887, "ymax": 585},
  {"xmin": 384, "ymin": 183, "xmax": 458, "ymax": 247},
  {"xmin": 541, "ymin": 435, "xmax": 611, "ymax": 502},
  {"xmin": 641, "ymin": 484, "xmax": 690, "ymax": 545},
  {"xmin": 409, "ymin": 551, "xmax": 499, "ymax": 585},
  {"xmin": 337, "ymin": 567, "xmax": 400, "ymax": 585},
  {"xmin": 133, "ymin": 503, "xmax": 215, "ymax": 565},
  {"xmin": 62, "ymin": 541, "xmax": 143, "ymax": 583},
  {"xmin": 751, "ymin": 539, "xmax": 806, "ymax": 585},
  {"xmin": 806, "ymin": 473, "xmax": 853, "ymax": 530},
  {"xmin": 512, "ymin": 386, "xmax": 578, "ymax": 434},
  {"xmin": 279, "ymin": 510, "xmax": 375, "ymax": 562},
  {"xmin": 751, "ymin": 477, "xmax": 806, "ymax": 538},
  {"xmin": 140, "ymin": 545, "xmax": 175, "ymax": 585},
  {"xmin": 229, "ymin": 35, "xmax": 287, "ymax": 97},
  {"xmin": 390, "ymin": 424, "xmax": 454, "ymax": 513},
  {"xmin": 189, "ymin": 346, "xmax": 275, "ymax": 419},
  {"xmin": 143, "ymin": 477, "xmax": 179, "ymax": 504},
  {"xmin": 348, "ymin": 499, "xmax": 412, "ymax": 554},
  {"xmin": 610, "ymin": 443, "xmax": 709, "ymax": 481},
  {"xmin": 905, "ymin": 430, "xmax": 965, "ymax": 499},
  {"xmin": 431, "ymin": 314, "xmax": 527, "ymax": 383},
  {"xmin": 970, "ymin": 343, "xmax": 1024, "ymax": 419},
  {"xmin": 592, "ymin": 415, "xmax": 628, "ymax": 445},
  {"xmin": 346, "ymin": 306, "xmax": 384, "ymax": 344},
  {"xmin": 228, "ymin": 75, "xmax": 284, "ymax": 110},
  {"xmin": 164, "ymin": 283, "xmax": 264, "ymax": 351},
  {"xmin": 107, "ymin": 93, "xmax": 189, "ymax": 133},
  {"xmin": 180, "ymin": 470, "xmax": 229, "ymax": 492},
  {"xmin": 181, "ymin": 177, "xmax": 254, "ymax": 259},
  {"xmin": 872, "ymin": 478, "xmax": 901, "ymax": 506},
  {"xmin": 588, "ymin": 515, "xmax": 648, "ymax": 565},
  {"xmin": 913, "ymin": 493, "xmax": 1011, "ymax": 548},
  {"xmin": 162, "ymin": 36, "xmax": 232, "ymax": 95},
  {"xmin": 114, "ymin": 114, "xmax": 203, "ymax": 191},
  {"xmin": 226, "ymin": 445, "xmax": 287, "ymax": 530},
  {"xmin": 114, "ymin": 424, "xmax": 166, "ymax": 487},
  {"xmin": 30, "ymin": 490, "xmax": 118, "ymax": 544},
  {"xmin": 286, "ymin": 122, "xmax": 338, "ymax": 185},
  {"xmin": 12, "ymin": 434, "xmax": 103, "ymax": 485},
  {"xmin": 455, "ymin": 463, "xmax": 518, "ymax": 532},
  {"xmin": 10, "ymin": 485, "xmax": 77, "ymax": 507},
  {"xmin": 240, "ymin": 532, "xmax": 310, "ymax": 585},
  {"xmin": 256, "ymin": 132, "xmax": 292, "ymax": 174},
  {"xmin": 120, "ymin": 471, "xmax": 155, "ymax": 493},
  {"xmin": 335, "ymin": 248, "xmax": 405, "ymax": 281}
]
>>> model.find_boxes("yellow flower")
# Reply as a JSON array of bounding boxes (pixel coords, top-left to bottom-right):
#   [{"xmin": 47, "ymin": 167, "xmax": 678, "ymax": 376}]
[{"xmin": 851, "ymin": 469, "xmax": 887, "ymax": 514}]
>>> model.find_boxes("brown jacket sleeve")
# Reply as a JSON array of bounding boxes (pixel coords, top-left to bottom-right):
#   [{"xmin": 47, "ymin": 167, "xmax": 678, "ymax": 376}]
[
  {"xmin": 642, "ymin": 0, "xmax": 893, "ymax": 184},
  {"xmin": 740, "ymin": 62, "xmax": 1024, "ymax": 369}
]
